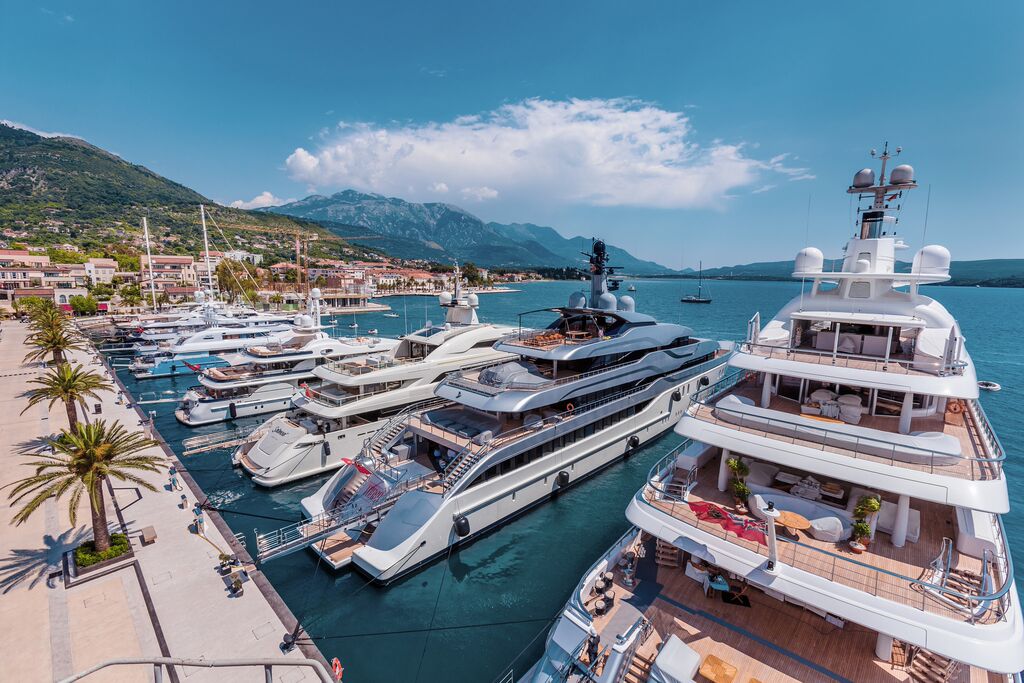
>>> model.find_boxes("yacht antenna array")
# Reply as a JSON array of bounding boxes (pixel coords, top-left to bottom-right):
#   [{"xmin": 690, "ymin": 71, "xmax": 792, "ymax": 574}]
[{"xmin": 848, "ymin": 142, "xmax": 917, "ymax": 240}]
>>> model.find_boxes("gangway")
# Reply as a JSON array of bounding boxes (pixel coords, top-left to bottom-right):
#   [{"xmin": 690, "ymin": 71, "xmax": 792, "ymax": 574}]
[
  {"xmin": 181, "ymin": 423, "xmax": 269, "ymax": 456},
  {"xmin": 255, "ymin": 470, "xmax": 437, "ymax": 564},
  {"xmin": 135, "ymin": 390, "xmax": 183, "ymax": 405}
]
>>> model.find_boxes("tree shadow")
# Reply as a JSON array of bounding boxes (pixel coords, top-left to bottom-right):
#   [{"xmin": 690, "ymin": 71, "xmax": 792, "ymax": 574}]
[{"xmin": 0, "ymin": 526, "xmax": 90, "ymax": 594}]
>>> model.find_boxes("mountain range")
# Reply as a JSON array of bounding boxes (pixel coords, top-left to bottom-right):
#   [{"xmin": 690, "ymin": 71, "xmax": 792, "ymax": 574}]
[{"xmin": 264, "ymin": 191, "xmax": 675, "ymax": 274}]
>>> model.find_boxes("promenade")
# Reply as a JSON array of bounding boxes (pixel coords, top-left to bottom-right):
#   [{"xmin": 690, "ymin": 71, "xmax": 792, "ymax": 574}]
[{"xmin": 0, "ymin": 322, "xmax": 326, "ymax": 682}]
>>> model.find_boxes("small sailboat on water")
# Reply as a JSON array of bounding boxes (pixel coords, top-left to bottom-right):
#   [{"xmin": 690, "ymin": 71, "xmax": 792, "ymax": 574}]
[{"xmin": 681, "ymin": 261, "xmax": 712, "ymax": 304}]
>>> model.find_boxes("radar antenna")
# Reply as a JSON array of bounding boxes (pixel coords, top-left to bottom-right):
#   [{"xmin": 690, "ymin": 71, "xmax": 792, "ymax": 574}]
[{"xmin": 848, "ymin": 142, "xmax": 917, "ymax": 239}]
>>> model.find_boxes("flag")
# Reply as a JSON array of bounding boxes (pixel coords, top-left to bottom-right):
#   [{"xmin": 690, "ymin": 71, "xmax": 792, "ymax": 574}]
[
  {"xmin": 341, "ymin": 457, "xmax": 372, "ymax": 475},
  {"xmin": 182, "ymin": 360, "xmax": 201, "ymax": 372}
]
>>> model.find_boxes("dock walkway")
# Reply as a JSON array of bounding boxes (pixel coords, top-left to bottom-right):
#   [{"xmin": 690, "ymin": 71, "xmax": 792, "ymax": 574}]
[{"xmin": 0, "ymin": 321, "xmax": 325, "ymax": 682}]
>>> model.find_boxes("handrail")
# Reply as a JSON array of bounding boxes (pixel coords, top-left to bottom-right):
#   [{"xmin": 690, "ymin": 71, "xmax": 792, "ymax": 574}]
[
  {"xmin": 361, "ymin": 397, "xmax": 452, "ymax": 460},
  {"xmin": 688, "ymin": 371, "xmax": 1004, "ymax": 480},
  {"xmin": 323, "ymin": 354, "xmax": 418, "ymax": 375},
  {"xmin": 57, "ymin": 656, "xmax": 333, "ymax": 683},
  {"xmin": 302, "ymin": 384, "xmax": 394, "ymax": 409},
  {"xmin": 445, "ymin": 356, "xmax": 643, "ymax": 394},
  {"xmin": 738, "ymin": 340, "xmax": 950, "ymax": 376},
  {"xmin": 642, "ymin": 449, "xmax": 1014, "ymax": 623},
  {"xmin": 255, "ymin": 468, "xmax": 438, "ymax": 561}
]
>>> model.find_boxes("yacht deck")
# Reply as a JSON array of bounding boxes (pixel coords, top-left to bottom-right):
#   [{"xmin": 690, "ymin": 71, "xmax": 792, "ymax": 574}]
[
  {"xmin": 690, "ymin": 379, "xmax": 1000, "ymax": 481},
  {"xmin": 586, "ymin": 538, "xmax": 1000, "ymax": 683},
  {"xmin": 741, "ymin": 342, "xmax": 936, "ymax": 377},
  {"xmin": 644, "ymin": 459, "xmax": 999, "ymax": 625}
]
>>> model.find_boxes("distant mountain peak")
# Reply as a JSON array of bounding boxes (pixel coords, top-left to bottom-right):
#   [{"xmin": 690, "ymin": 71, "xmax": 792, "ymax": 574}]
[{"xmin": 269, "ymin": 189, "xmax": 676, "ymax": 273}]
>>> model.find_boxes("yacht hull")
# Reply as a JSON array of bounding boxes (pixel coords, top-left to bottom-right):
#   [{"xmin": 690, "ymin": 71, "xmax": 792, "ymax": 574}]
[
  {"xmin": 234, "ymin": 417, "xmax": 389, "ymax": 487},
  {"xmin": 350, "ymin": 361, "xmax": 727, "ymax": 583}
]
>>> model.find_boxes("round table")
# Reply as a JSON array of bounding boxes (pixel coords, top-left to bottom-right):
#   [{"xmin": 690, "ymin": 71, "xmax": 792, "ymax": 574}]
[{"xmin": 774, "ymin": 510, "xmax": 812, "ymax": 537}]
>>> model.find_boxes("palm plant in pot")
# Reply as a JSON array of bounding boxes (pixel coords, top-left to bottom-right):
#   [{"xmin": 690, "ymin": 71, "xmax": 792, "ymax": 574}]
[{"xmin": 851, "ymin": 521, "xmax": 873, "ymax": 551}]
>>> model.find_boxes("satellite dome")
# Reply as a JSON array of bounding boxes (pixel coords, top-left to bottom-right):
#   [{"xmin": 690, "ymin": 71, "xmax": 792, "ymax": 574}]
[
  {"xmin": 852, "ymin": 168, "xmax": 876, "ymax": 189},
  {"xmin": 597, "ymin": 292, "xmax": 617, "ymax": 311},
  {"xmin": 568, "ymin": 291, "xmax": 587, "ymax": 309},
  {"xmin": 911, "ymin": 244, "xmax": 951, "ymax": 276},
  {"xmin": 854, "ymin": 258, "xmax": 871, "ymax": 273},
  {"xmin": 310, "ymin": 287, "xmax": 322, "ymax": 299},
  {"xmin": 295, "ymin": 314, "xmax": 314, "ymax": 328},
  {"xmin": 467, "ymin": 293, "xmax": 479, "ymax": 307},
  {"xmin": 890, "ymin": 164, "xmax": 915, "ymax": 185},
  {"xmin": 794, "ymin": 247, "xmax": 824, "ymax": 274},
  {"xmin": 617, "ymin": 295, "xmax": 636, "ymax": 313},
  {"xmin": 438, "ymin": 291, "xmax": 453, "ymax": 306}
]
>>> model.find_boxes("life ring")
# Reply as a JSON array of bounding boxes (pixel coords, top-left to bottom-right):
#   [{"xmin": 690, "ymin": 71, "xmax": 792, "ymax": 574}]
[
  {"xmin": 331, "ymin": 657, "xmax": 344, "ymax": 681},
  {"xmin": 978, "ymin": 380, "xmax": 1001, "ymax": 392},
  {"xmin": 565, "ymin": 402, "xmax": 575, "ymax": 414},
  {"xmin": 947, "ymin": 401, "xmax": 964, "ymax": 414}
]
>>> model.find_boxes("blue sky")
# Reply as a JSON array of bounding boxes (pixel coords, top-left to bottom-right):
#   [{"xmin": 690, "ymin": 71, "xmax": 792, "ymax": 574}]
[{"xmin": 2, "ymin": 1, "xmax": 1021, "ymax": 268}]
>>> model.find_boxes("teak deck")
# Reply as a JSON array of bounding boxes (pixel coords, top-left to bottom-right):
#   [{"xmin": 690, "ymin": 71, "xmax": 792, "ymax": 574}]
[{"xmin": 586, "ymin": 538, "xmax": 1001, "ymax": 683}]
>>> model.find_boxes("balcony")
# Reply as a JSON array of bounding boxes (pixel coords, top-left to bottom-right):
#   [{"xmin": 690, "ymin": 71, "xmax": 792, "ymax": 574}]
[
  {"xmin": 684, "ymin": 372, "xmax": 1004, "ymax": 482},
  {"xmin": 738, "ymin": 340, "xmax": 948, "ymax": 377},
  {"xmin": 641, "ymin": 448, "xmax": 1014, "ymax": 627}
]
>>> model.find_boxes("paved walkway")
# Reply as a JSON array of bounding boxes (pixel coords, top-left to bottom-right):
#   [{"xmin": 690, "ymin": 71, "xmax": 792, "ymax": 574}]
[{"xmin": 0, "ymin": 322, "xmax": 322, "ymax": 682}]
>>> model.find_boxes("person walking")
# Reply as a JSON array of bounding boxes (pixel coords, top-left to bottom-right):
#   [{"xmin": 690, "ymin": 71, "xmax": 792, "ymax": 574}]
[{"xmin": 168, "ymin": 465, "xmax": 183, "ymax": 491}]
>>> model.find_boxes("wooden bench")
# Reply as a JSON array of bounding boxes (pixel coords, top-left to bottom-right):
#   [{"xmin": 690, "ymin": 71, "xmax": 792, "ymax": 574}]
[{"xmin": 140, "ymin": 525, "xmax": 158, "ymax": 545}]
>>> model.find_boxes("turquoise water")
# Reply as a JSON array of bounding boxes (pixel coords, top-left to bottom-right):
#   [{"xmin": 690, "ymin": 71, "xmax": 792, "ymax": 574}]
[{"xmin": 111, "ymin": 280, "xmax": 1023, "ymax": 683}]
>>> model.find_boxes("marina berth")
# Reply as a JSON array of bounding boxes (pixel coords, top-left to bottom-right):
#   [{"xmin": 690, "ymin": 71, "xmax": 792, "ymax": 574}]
[
  {"xmin": 254, "ymin": 240, "xmax": 727, "ymax": 582},
  {"xmin": 232, "ymin": 265, "xmax": 516, "ymax": 487},
  {"xmin": 174, "ymin": 289, "xmax": 399, "ymax": 425},
  {"xmin": 526, "ymin": 147, "xmax": 1023, "ymax": 682}
]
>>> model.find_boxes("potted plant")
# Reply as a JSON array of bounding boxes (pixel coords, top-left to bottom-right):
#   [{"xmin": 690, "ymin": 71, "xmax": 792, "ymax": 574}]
[
  {"xmin": 852, "ymin": 494, "xmax": 881, "ymax": 545},
  {"xmin": 851, "ymin": 521, "xmax": 872, "ymax": 550},
  {"xmin": 230, "ymin": 577, "xmax": 244, "ymax": 597},
  {"xmin": 726, "ymin": 457, "xmax": 750, "ymax": 482},
  {"xmin": 731, "ymin": 480, "xmax": 751, "ymax": 513},
  {"xmin": 218, "ymin": 553, "xmax": 232, "ymax": 575}
]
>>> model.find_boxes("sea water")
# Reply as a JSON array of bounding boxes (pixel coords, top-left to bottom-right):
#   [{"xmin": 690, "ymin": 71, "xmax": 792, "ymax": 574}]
[{"xmin": 111, "ymin": 280, "xmax": 1024, "ymax": 683}]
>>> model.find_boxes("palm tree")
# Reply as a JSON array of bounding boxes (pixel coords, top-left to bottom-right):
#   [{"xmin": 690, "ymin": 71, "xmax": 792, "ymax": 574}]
[
  {"xmin": 22, "ymin": 363, "xmax": 112, "ymax": 430},
  {"xmin": 269, "ymin": 293, "xmax": 284, "ymax": 310},
  {"xmin": 24, "ymin": 322, "xmax": 87, "ymax": 365},
  {"xmin": 5, "ymin": 420, "xmax": 162, "ymax": 552}
]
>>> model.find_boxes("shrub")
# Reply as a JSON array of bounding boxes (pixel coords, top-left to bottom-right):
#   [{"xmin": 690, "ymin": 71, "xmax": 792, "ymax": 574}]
[
  {"xmin": 726, "ymin": 457, "xmax": 749, "ymax": 480},
  {"xmin": 851, "ymin": 521, "xmax": 872, "ymax": 541},
  {"xmin": 731, "ymin": 479, "xmax": 752, "ymax": 501},
  {"xmin": 74, "ymin": 533, "xmax": 130, "ymax": 567},
  {"xmin": 854, "ymin": 495, "xmax": 881, "ymax": 520}
]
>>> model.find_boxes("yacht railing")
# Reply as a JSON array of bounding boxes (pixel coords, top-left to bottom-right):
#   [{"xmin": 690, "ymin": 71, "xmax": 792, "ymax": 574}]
[
  {"xmin": 642, "ymin": 449, "xmax": 1015, "ymax": 624},
  {"xmin": 737, "ymin": 340, "xmax": 939, "ymax": 375},
  {"xmin": 687, "ymin": 372, "xmax": 1005, "ymax": 480},
  {"xmin": 496, "ymin": 327, "xmax": 607, "ymax": 348},
  {"xmin": 254, "ymin": 468, "xmax": 438, "ymax": 563},
  {"xmin": 301, "ymin": 384, "xmax": 394, "ymax": 409},
  {"xmin": 445, "ymin": 356, "xmax": 643, "ymax": 395},
  {"xmin": 322, "ymin": 355, "xmax": 419, "ymax": 376}
]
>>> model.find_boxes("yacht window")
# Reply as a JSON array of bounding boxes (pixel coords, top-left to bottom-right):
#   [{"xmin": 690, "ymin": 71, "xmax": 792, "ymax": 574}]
[{"xmin": 849, "ymin": 281, "xmax": 870, "ymax": 298}]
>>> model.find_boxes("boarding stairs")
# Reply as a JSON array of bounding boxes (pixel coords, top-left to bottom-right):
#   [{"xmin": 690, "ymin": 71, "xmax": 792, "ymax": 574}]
[
  {"xmin": 255, "ymin": 469, "xmax": 437, "ymax": 564},
  {"xmin": 654, "ymin": 539, "xmax": 681, "ymax": 568},
  {"xmin": 361, "ymin": 398, "xmax": 450, "ymax": 461},
  {"xmin": 440, "ymin": 441, "xmax": 491, "ymax": 491},
  {"xmin": 894, "ymin": 642, "xmax": 962, "ymax": 683},
  {"xmin": 181, "ymin": 423, "xmax": 270, "ymax": 456},
  {"xmin": 622, "ymin": 652, "xmax": 654, "ymax": 683},
  {"xmin": 921, "ymin": 537, "xmax": 994, "ymax": 620}
]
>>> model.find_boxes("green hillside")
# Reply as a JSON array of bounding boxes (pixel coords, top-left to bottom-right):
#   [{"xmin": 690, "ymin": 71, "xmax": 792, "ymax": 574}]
[{"xmin": 0, "ymin": 123, "xmax": 373, "ymax": 262}]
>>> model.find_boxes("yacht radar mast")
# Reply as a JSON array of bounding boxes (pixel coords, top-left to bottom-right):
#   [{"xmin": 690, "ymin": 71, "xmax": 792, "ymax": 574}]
[{"xmin": 848, "ymin": 142, "xmax": 918, "ymax": 240}]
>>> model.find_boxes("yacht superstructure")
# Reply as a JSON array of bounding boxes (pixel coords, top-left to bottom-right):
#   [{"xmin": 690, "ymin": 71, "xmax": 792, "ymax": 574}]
[
  {"xmin": 174, "ymin": 290, "xmax": 399, "ymax": 426},
  {"xmin": 232, "ymin": 270, "xmax": 515, "ymax": 487},
  {"xmin": 526, "ymin": 146, "xmax": 1022, "ymax": 683},
  {"xmin": 253, "ymin": 241, "xmax": 727, "ymax": 582}
]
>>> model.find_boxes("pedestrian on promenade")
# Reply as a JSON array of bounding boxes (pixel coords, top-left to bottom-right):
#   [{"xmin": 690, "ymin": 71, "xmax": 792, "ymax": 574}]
[
  {"xmin": 193, "ymin": 502, "xmax": 205, "ymax": 534},
  {"xmin": 180, "ymin": 494, "xmax": 188, "ymax": 510},
  {"xmin": 169, "ymin": 466, "xmax": 182, "ymax": 491}
]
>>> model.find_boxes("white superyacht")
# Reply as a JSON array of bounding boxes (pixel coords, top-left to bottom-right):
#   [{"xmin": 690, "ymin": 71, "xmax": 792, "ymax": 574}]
[
  {"xmin": 254, "ymin": 240, "xmax": 727, "ymax": 581},
  {"xmin": 525, "ymin": 146, "xmax": 1022, "ymax": 683},
  {"xmin": 175, "ymin": 289, "xmax": 399, "ymax": 426},
  {"xmin": 232, "ymin": 271, "xmax": 515, "ymax": 487}
]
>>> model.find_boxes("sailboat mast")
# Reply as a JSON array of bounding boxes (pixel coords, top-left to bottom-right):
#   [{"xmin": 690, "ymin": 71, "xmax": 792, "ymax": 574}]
[
  {"xmin": 142, "ymin": 216, "xmax": 158, "ymax": 311},
  {"xmin": 697, "ymin": 261, "xmax": 703, "ymax": 297},
  {"xmin": 200, "ymin": 205, "xmax": 213, "ymax": 295}
]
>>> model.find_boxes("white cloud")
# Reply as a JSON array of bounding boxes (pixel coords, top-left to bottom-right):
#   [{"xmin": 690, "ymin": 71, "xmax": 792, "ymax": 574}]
[
  {"xmin": 460, "ymin": 186, "xmax": 498, "ymax": 201},
  {"xmin": 430, "ymin": 182, "xmax": 449, "ymax": 193},
  {"xmin": 0, "ymin": 119, "xmax": 81, "ymax": 139},
  {"xmin": 285, "ymin": 98, "xmax": 810, "ymax": 210},
  {"xmin": 229, "ymin": 191, "xmax": 293, "ymax": 210}
]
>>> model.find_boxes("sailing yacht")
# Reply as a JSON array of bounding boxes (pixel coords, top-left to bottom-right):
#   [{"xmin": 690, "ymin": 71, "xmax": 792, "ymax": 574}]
[
  {"xmin": 525, "ymin": 147, "xmax": 1022, "ymax": 683},
  {"xmin": 252, "ymin": 240, "xmax": 727, "ymax": 580},
  {"xmin": 232, "ymin": 269, "xmax": 515, "ymax": 487},
  {"xmin": 680, "ymin": 260, "xmax": 711, "ymax": 304},
  {"xmin": 174, "ymin": 290, "xmax": 399, "ymax": 426}
]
